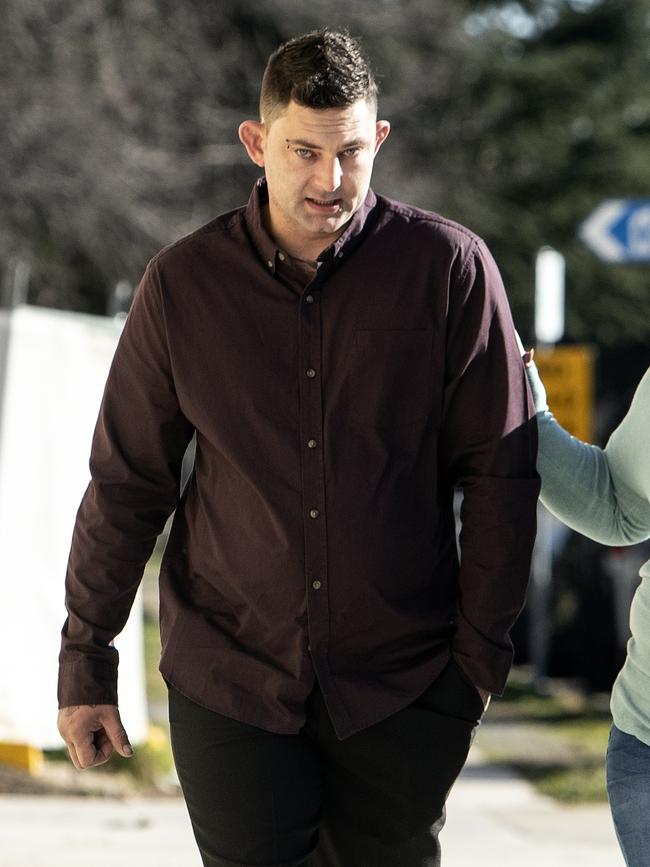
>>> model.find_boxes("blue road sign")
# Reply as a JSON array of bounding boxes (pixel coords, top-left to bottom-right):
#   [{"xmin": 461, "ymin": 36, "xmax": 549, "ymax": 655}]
[{"xmin": 579, "ymin": 199, "xmax": 650, "ymax": 263}]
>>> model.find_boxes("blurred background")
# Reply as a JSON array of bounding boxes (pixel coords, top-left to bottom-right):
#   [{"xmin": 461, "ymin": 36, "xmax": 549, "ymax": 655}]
[
  {"xmin": 2, "ymin": 0, "xmax": 649, "ymax": 345},
  {"xmin": 0, "ymin": 0, "xmax": 649, "ymax": 863}
]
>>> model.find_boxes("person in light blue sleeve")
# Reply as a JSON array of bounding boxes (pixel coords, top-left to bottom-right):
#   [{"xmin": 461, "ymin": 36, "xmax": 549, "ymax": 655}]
[{"xmin": 524, "ymin": 346, "xmax": 650, "ymax": 867}]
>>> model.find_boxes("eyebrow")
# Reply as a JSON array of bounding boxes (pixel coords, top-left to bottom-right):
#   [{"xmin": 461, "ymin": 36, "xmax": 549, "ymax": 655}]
[{"xmin": 285, "ymin": 138, "xmax": 368, "ymax": 150}]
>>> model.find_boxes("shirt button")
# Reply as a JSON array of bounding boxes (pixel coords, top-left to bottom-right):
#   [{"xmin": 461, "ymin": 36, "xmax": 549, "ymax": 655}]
[
  {"xmin": 267, "ymin": 259, "xmax": 273, "ymax": 269},
  {"xmin": 307, "ymin": 439, "xmax": 318, "ymax": 449},
  {"xmin": 309, "ymin": 508, "xmax": 320, "ymax": 519},
  {"xmin": 312, "ymin": 580, "xmax": 322, "ymax": 590},
  {"xmin": 278, "ymin": 251, "xmax": 286, "ymax": 262},
  {"xmin": 306, "ymin": 368, "xmax": 316, "ymax": 378},
  {"xmin": 305, "ymin": 294, "xmax": 314, "ymax": 304}
]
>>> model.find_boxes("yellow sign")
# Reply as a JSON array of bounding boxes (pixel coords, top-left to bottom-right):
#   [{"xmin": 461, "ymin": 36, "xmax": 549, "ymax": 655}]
[{"xmin": 534, "ymin": 344, "xmax": 596, "ymax": 442}]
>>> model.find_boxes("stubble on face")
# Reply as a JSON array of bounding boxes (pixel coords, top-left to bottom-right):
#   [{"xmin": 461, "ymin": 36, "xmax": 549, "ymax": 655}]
[{"xmin": 261, "ymin": 100, "xmax": 386, "ymax": 260}]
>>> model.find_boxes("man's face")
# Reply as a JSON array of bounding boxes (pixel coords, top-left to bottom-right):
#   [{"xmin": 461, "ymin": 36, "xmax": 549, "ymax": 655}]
[{"xmin": 240, "ymin": 99, "xmax": 390, "ymax": 257}]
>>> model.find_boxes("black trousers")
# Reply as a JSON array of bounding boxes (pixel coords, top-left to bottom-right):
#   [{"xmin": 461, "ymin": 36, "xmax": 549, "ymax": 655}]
[{"xmin": 168, "ymin": 658, "xmax": 484, "ymax": 867}]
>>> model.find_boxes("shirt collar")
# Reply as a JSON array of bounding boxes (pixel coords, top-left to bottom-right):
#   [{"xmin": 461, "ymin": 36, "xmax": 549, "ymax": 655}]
[{"xmin": 244, "ymin": 177, "xmax": 378, "ymax": 275}]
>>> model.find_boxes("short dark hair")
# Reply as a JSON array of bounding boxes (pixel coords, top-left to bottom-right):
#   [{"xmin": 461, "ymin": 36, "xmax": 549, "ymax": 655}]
[{"xmin": 260, "ymin": 30, "xmax": 378, "ymax": 124}]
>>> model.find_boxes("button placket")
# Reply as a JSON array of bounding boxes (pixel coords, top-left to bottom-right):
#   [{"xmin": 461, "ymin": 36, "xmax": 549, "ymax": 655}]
[{"xmin": 298, "ymin": 285, "xmax": 329, "ymax": 665}]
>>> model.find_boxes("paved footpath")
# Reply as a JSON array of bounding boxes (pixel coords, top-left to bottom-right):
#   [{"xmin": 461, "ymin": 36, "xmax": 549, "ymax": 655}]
[
  {"xmin": 443, "ymin": 750, "xmax": 624, "ymax": 866},
  {"xmin": 0, "ymin": 749, "xmax": 624, "ymax": 867}
]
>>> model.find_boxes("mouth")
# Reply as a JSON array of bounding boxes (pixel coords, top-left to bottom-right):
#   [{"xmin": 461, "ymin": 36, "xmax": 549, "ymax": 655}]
[{"xmin": 305, "ymin": 197, "xmax": 343, "ymax": 214}]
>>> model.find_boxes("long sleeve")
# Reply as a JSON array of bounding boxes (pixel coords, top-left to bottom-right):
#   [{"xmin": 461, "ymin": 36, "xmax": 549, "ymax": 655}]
[
  {"xmin": 58, "ymin": 257, "xmax": 194, "ymax": 708},
  {"xmin": 533, "ymin": 364, "xmax": 650, "ymax": 546},
  {"xmin": 441, "ymin": 240, "xmax": 540, "ymax": 696}
]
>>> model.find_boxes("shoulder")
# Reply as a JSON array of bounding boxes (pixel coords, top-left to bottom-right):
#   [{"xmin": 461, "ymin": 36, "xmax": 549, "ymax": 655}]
[
  {"xmin": 374, "ymin": 193, "xmax": 485, "ymax": 259},
  {"xmin": 147, "ymin": 205, "xmax": 247, "ymax": 276},
  {"xmin": 372, "ymin": 194, "xmax": 502, "ymax": 300}
]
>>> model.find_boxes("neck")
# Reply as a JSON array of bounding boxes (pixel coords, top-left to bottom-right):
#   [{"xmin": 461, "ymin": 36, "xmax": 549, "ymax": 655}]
[{"xmin": 262, "ymin": 205, "xmax": 345, "ymax": 262}]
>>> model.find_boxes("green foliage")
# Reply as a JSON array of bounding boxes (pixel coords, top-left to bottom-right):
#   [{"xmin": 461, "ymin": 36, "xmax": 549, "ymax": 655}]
[
  {"xmin": 478, "ymin": 670, "xmax": 612, "ymax": 802},
  {"xmin": 1, "ymin": 0, "xmax": 648, "ymax": 346},
  {"xmin": 438, "ymin": 0, "xmax": 650, "ymax": 345},
  {"xmin": 527, "ymin": 763, "xmax": 608, "ymax": 803},
  {"xmin": 121, "ymin": 733, "xmax": 174, "ymax": 786},
  {"xmin": 143, "ymin": 614, "xmax": 168, "ymax": 710}
]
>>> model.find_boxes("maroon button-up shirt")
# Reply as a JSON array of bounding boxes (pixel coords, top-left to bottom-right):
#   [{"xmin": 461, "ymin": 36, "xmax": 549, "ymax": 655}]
[{"xmin": 58, "ymin": 179, "xmax": 539, "ymax": 739}]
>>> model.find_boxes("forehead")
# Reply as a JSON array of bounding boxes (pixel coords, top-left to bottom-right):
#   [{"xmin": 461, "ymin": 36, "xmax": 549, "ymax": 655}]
[{"xmin": 269, "ymin": 99, "xmax": 377, "ymax": 144}]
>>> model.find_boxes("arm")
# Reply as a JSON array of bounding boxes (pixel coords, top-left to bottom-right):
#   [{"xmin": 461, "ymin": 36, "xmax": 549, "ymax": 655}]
[
  {"xmin": 526, "ymin": 358, "xmax": 650, "ymax": 546},
  {"xmin": 58, "ymin": 257, "xmax": 194, "ymax": 712},
  {"xmin": 441, "ymin": 241, "xmax": 540, "ymax": 696}
]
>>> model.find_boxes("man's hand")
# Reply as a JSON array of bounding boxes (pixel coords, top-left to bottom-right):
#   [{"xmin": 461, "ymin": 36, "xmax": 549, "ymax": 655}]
[{"xmin": 57, "ymin": 704, "xmax": 133, "ymax": 770}]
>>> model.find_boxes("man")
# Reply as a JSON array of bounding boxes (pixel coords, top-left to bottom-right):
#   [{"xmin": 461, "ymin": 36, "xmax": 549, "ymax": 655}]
[{"xmin": 58, "ymin": 29, "xmax": 539, "ymax": 867}]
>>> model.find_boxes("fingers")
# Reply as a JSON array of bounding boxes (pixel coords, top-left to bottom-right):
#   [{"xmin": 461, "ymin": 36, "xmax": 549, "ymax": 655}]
[
  {"xmin": 77, "ymin": 728, "xmax": 115, "ymax": 768},
  {"xmin": 58, "ymin": 705, "xmax": 90, "ymax": 768},
  {"xmin": 57, "ymin": 704, "xmax": 133, "ymax": 771},
  {"xmin": 76, "ymin": 730, "xmax": 106, "ymax": 769},
  {"xmin": 67, "ymin": 741, "xmax": 82, "ymax": 771},
  {"xmin": 94, "ymin": 728, "xmax": 116, "ymax": 765},
  {"xmin": 100, "ymin": 707, "xmax": 134, "ymax": 758},
  {"xmin": 514, "ymin": 329, "xmax": 525, "ymax": 354},
  {"xmin": 514, "ymin": 330, "xmax": 535, "ymax": 367}
]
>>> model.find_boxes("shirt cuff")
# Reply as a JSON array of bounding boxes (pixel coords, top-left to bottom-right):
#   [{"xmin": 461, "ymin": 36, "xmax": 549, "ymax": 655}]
[
  {"xmin": 452, "ymin": 621, "xmax": 513, "ymax": 696},
  {"xmin": 57, "ymin": 659, "xmax": 119, "ymax": 708}
]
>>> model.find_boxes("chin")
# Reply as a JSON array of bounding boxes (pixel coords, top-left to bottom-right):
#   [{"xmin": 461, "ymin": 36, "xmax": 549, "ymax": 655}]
[{"xmin": 318, "ymin": 211, "xmax": 350, "ymax": 228}]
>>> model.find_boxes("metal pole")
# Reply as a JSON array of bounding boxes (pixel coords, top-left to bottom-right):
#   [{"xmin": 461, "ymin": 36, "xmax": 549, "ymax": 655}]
[{"xmin": 528, "ymin": 246, "xmax": 565, "ymax": 686}]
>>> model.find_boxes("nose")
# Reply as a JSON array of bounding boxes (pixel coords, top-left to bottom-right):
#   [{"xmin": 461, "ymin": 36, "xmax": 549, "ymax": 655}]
[{"xmin": 315, "ymin": 157, "xmax": 342, "ymax": 194}]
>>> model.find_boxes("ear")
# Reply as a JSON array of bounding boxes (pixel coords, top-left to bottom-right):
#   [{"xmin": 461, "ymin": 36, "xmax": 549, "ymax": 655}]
[
  {"xmin": 238, "ymin": 120, "xmax": 266, "ymax": 167},
  {"xmin": 374, "ymin": 120, "xmax": 391, "ymax": 156}
]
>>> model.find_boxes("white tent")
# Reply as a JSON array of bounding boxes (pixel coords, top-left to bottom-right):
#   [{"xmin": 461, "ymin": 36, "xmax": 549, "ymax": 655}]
[{"xmin": 0, "ymin": 305, "xmax": 147, "ymax": 748}]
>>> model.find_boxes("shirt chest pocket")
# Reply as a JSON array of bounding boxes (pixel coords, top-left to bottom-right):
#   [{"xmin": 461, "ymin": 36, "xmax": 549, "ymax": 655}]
[{"xmin": 350, "ymin": 328, "xmax": 433, "ymax": 428}]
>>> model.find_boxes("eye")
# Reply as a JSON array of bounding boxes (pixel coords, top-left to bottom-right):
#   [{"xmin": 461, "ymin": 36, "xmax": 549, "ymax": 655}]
[
  {"xmin": 295, "ymin": 148, "xmax": 315, "ymax": 159},
  {"xmin": 342, "ymin": 147, "xmax": 362, "ymax": 158}
]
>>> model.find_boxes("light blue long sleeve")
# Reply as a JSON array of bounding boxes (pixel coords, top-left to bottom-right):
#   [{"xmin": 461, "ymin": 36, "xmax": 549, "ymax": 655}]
[
  {"xmin": 529, "ymin": 360, "xmax": 650, "ymax": 745},
  {"xmin": 536, "ymin": 409, "xmax": 650, "ymax": 546},
  {"xmin": 527, "ymin": 359, "xmax": 650, "ymax": 545}
]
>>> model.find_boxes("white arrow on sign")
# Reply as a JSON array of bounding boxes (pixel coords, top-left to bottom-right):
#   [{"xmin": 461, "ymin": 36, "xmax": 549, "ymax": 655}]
[{"xmin": 579, "ymin": 198, "xmax": 650, "ymax": 263}]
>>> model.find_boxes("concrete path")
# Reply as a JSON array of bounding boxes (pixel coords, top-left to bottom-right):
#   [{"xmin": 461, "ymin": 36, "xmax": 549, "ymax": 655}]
[
  {"xmin": 0, "ymin": 750, "xmax": 624, "ymax": 867},
  {"xmin": 443, "ymin": 751, "xmax": 624, "ymax": 866},
  {"xmin": 0, "ymin": 795, "xmax": 201, "ymax": 867}
]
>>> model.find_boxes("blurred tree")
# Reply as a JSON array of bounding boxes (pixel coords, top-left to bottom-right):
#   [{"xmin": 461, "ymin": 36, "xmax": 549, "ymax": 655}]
[
  {"xmin": 0, "ymin": 0, "xmax": 468, "ymax": 310},
  {"xmin": 0, "ymin": 0, "xmax": 648, "ymax": 350},
  {"xmin": 436, "ymin": 0, "xmax": 650, "ymax": 346}
]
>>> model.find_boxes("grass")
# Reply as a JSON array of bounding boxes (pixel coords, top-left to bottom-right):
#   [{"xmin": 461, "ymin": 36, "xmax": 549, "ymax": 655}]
[{"xmin": 475, "ymin": 670, "xmax": 612, "ymax": 803}]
